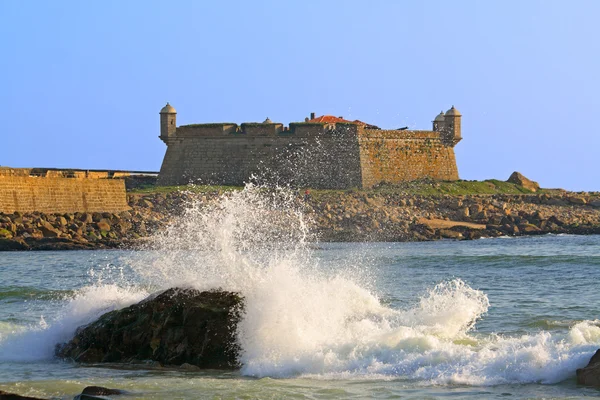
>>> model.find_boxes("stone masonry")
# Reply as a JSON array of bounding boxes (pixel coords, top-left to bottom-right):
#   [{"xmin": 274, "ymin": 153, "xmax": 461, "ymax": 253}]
[
  {"xmin": 157, "ymin": 104, "xmax": 462, "ymax": 188},
  {"xmin": 0, "ymin": 168, "xmax": 129, "ymax": 214}
]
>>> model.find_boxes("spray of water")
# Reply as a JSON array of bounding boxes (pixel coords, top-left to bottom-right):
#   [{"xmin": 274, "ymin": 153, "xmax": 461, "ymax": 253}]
[{"xmin": 1, "ymin": 184, "xmax": 598, "ymax": 385}]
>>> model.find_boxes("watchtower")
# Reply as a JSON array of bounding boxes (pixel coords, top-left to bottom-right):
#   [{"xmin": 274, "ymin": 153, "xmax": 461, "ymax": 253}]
[
  {"xmin": 442, "ymin": 106, "xmax": 461, "ymax": 146},
  {"xmin": 159, "ymin": 102, "xmax": 177, "ymax": 142},
  {"xmin": 432, "ymin": 111, "xmax": 445, "ymax": 132}
]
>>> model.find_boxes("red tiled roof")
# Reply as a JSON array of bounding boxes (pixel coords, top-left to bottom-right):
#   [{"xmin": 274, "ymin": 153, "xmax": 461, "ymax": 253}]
[
  {"xmin": 307, "ymin": 115, "xmax": 378, "ymax": 129},
  {"xmin": 308, "ymin": 115, "xmax": 353, "ymax": 124}
]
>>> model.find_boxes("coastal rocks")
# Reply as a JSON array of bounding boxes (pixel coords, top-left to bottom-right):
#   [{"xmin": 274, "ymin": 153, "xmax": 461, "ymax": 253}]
[
  {"xmin": 1, "ymin": 188, "xmax": 600, "ymax": 248},
  {"xmin": 507, "ymin": 171, "xmax": 540, "ymax": 192},
  {"xmin": 0, "ymin": 391, "xmax": 47, "ymax": 400},
  {"xmin": 576, "ymin": 349, "xmax": 600, "ymax": 387},
  {"xmin": 56, "ymin": 288, "xmax": 243, "ymax": 369}
]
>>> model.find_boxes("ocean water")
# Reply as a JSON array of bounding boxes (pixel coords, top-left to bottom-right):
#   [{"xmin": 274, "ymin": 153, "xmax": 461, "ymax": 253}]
[{"xmin": 0, "ymin": 186, "xmax": 599, "ymax": 399}]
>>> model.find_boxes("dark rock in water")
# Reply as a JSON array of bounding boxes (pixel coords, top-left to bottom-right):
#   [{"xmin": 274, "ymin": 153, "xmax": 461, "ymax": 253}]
[
  {"xmin": 72, "ymin": 386, "xmax": 127, "ymax": 400},
  {"xmin": 73, "ymin": 395, "xmax": 110, "ymax": 400},
  {"xmin": 0, "ymin": 390, "xmax": 46, "ymax": 399},
  {"xmin": 577, "ymin": 349, "xmax": 600, "ymax": 387},
  {"xmin": 81, "ymin": 387, "xmax": 126, "ymax": 396},
  {"xmin": 0, "ymin": 238, "xmax": 29, "ymax": 251},
  {"xmin": 56, "ymin": 288, "xmax": 243, "ymax": 369}
]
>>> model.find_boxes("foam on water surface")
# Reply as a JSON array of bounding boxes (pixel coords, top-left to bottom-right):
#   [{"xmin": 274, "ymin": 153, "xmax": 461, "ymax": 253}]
[{"xmin": 0, "ymin": 184, "xmax": 598, "ymax": 387}]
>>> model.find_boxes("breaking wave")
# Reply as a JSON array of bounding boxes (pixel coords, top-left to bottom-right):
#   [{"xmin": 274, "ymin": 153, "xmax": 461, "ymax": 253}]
[{"xmin": 0, "ymin": 184, "xmax": 598, "ymax": 385}]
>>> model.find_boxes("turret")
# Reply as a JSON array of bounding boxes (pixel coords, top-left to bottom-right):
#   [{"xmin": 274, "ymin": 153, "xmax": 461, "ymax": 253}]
[
  {"xmin": 442, "ymin": 105, "xmax": 461, "ymax": 146},
  {"xmin": 160, "ymin": 102, "xmax": 177, "ymax": 142},
  {"xmin": 432, "ymin": 111, "xmax": 445, "ymax": 132}
]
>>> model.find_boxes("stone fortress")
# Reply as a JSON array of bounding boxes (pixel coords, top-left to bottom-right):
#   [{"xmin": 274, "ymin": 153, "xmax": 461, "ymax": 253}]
[{"xmin": 157, "ymin": 104, "xmax": 462, "ymax": 189}]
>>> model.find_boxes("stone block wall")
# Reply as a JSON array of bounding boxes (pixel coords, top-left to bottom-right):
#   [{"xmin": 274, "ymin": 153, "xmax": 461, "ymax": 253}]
[
  {"xmin": 157, "ymin": 131, "xmax": 363, "ymax": 189},
  {"xmin": 358, "ymin": 130, "xmax": 459, "ymax": 188},
  {"xmin": 157, "ymin": 124, "xmax": 460, "ymax": 189},
  {"xmin": 0, "ymin": 176, "xmax": 129, "ymax": 213}
]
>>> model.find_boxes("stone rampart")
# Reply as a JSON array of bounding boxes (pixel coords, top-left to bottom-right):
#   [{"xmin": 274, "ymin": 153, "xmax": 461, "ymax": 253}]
[
  {"xmin": 358, "ymin": 129, "xmax": 459, "ymax": 187},
  {"xmin": 158, "ymin": 116, "xmax": 461, "ymax": 188},
  {"xmin": 158, "ymin": 130, "xmax": 363, "ymax": 188},
  {"xmin": 0, "ymin": 175, "xmax": 129, "ymax": 214}
]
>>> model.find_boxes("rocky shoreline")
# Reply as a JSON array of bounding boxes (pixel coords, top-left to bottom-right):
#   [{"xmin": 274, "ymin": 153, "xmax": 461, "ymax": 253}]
[{"xmin": 1, "ymin": 189, "xmax": 600, "ymax": 250}]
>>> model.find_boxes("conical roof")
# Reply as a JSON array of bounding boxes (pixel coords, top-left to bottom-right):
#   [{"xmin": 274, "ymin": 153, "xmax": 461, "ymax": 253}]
[
  {"xmin": 160, "ymin": 102, "xmax": 177, "ymax": 114},
  {"xmin": 445, "ymin": 106, "xmax": 461, "ymax": 116}
]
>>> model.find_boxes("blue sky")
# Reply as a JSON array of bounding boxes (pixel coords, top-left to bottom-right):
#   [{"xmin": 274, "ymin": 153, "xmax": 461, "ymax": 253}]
[{"xmin": 1, "ymin": 1, "xmax": 598, "ymax": 190}]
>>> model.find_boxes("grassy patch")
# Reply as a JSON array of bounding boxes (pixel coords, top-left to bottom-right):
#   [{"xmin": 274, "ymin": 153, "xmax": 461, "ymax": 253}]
[
  {"xmin": 128, "ymin": 184, "xmax": 243, "ymax": 194},
  {"xmin": 128, "ymin": 179, "xmax": 542, "ymax": 197},
  {"xmin": 368, "ymin": 179, "xmax": 536, "ymax": 196}
]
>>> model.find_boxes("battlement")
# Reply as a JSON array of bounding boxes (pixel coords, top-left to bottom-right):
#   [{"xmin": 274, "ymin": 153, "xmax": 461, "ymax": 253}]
[
  {"xmin": 163, "ymin": 121, "xmax": 454, "ymax": 141},
  {"xmin": 156, "ymin": 104, "xmax": 462, "ymax": 188}
]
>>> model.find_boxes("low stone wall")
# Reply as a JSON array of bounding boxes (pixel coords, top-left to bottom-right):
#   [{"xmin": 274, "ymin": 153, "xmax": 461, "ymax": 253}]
[{"xmin": 0, "ymin": 176, "xmax": 129, "ymax": 214}]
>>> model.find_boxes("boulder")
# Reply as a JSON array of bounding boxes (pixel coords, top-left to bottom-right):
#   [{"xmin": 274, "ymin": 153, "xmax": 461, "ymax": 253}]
[
  {"xmin": 567, "ymin": 196, "xmax": 587, "ymax": 205},
  {"xmin": 507, "ymin": 172, "xmax": 540, "ymax": 192},
  {"xmin": 96, "ymin": 220, "xmax": 111, "ymax": 232},
  {"xmin": 56, "ymin": 288, "xmax": 243, "ymax": 369},
  {"xmin": 73, "ymin": 386, "xmax": 127, "ymax": 399},
  {"xmin": 0, "ymin": 390, "xmax": 46, "ymax": 400},
  {"xmin": 439, "ymin": 229, "xmax": 463, "ymax": 239},
  {"xmin": 577, "ymin": 349, "xmax": 600, "ymax": 387},
  {"xmin": 39, "ymin": 222, "xmax": 61, "ymax": 238}
]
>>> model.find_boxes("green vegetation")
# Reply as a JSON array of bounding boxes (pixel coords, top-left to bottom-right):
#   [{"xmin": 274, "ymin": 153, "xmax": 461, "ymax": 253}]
[
  {"xmin": 129, "ymin": 184, "xmax": 243, "ymax": 194},
  {"xmin": 128, "ymin": 179, "xmax": 550, "ymax": 197},
  {"xmin": 367, "ymin": 179, "xmax": 538, "ymax": 196}
]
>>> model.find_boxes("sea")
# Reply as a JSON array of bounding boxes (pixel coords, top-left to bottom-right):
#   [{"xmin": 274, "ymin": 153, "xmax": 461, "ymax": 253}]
[{"xmin": 0, "ymin": 186, "xmax": 599, "ymax": 399}]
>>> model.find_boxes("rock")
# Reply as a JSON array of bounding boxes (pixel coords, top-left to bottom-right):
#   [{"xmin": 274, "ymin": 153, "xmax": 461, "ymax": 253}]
[
  {"xmin": 519, "ymin": 223, "xmax": 541, "ymax": 234},
  {"xmin": 507, "ymin": 172, "xmax": 540, "ymax": 192},
  {"xmin": 56, "ymin": 288, "xmax": 243, "ymax": 369},
  {"xmin": 39, "ymin": 222, "xmax": 61, "ymax": 238},
  {"xmin": 567, "ymin": 196, "xmax": 587, "ymax": 205},
  {"xmin": 0, "ymin": 228, "xmax": 13, "ymax": 239},
  {"xmin": 0, "ymin": 238, "xmax": 29, "ymax": 251},
  {"xmin": 577, "ymin": 349, "xmax": 600, "ymax": 387},
  {"xmin": 79, "ymin": 213, "xmax": 93, "ymax": 223},
  {"xmin": 72, "ymin": 395, "xmax": 108, "ymax": 400},
  {"xmin": 0, "ymin": 390, "xmax": 47, "ymax": 399},
  {"xmin": 96, "ymin": 220, "xmax": 111, "ymax": 232},
  {"xmin": 72, "ymin": 387, "xmax": 125, "ymax": 400},
  {"xmin": 439, "ymin": 229, "xmax": 463, "ymax": 239}
]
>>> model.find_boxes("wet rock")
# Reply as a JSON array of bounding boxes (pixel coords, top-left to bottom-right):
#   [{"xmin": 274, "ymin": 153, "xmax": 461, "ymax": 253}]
[
  {"xmin": 75, "ymin": 386, "xmax": 127, "ymax": 398},
  {"xmin": 577, "ymin": 349, "xmax": 600, "ymax": 387},
  {"xmin": 0, "ymin": 390, "xmax": 47, "ymax": 400},
  {"xmin": 507, "ymin": 171, "xmax": 540, "ymax": 192},
  {"xmin": 56, "ymin": 288, "xmax": 243, "ymax": 369},
  {"xmin": 0, "ymin": 238, "xmax": 29, "ymax": 251}
]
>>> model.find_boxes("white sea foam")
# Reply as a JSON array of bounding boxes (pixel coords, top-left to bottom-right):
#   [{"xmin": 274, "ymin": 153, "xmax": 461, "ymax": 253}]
[
  {"xmin": 1, "ymin": 184, "xmax": 598, "ymax": 386},
  {"xmin": 0, "ymin": 285, "xmax": 147, "ymax": 361}
]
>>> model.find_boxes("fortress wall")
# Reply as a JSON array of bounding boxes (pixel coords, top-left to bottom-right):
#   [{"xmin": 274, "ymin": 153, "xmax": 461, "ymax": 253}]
[
  {"xmin": 358, "ymin": 136, "xmax": 459, "ymax": 188},
  {"xmin": 0, "ymin": 176, "xmax": 129, "ymax": 214},
  {"xmin": 157, "ymin": 134, "xmax": 363, "ymax": 189},
  {"xmin": 176, "ymin": 124, "xmax": 239, "ymax": 136}
]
